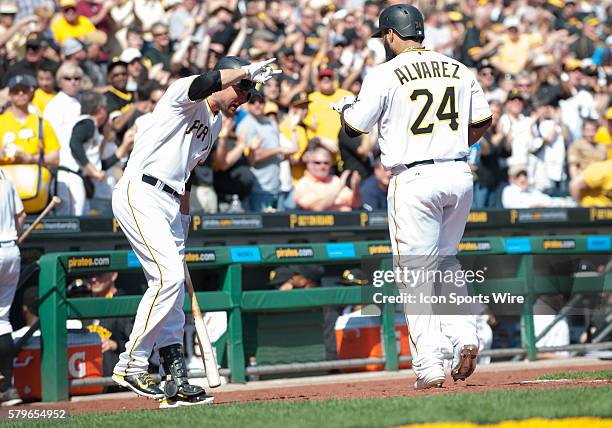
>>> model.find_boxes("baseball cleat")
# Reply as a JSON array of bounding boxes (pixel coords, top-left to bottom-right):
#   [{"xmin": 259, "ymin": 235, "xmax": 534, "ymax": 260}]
[
  {"xmin": 159, "ymin": 393, "xmax": 214, "ymax": 409},
  {"xmin": 112, "ymin": 373, "xmax": 165, "ymax": 399},
  {"xmin": 451, "ymin": 344, "xmax": 479, "ymax": 381},
  {"xmin": 413, "ymin": 375, "xmax": 445, "ymax": 390},
  {"xmin": 0, "ymin": 387, "xmax": 23, "ymax": 407}
]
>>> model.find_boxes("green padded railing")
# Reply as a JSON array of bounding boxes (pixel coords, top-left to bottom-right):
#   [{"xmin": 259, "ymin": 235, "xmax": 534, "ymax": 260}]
[{"xmin": 37, "ymin": 236, "xmax": 611, "ymax": 401}]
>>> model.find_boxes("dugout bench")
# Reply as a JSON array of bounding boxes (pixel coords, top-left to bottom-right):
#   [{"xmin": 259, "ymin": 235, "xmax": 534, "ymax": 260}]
[{"xmin": 37, "ymin": 236, "xmax": 612, "ymax": 401}]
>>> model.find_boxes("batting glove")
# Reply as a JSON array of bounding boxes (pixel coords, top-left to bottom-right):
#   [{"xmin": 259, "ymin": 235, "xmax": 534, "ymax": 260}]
[
  {"xmin": 242, "ymin": 58, "xmax": 282, "ymax": 84},
  {"xmin": 329, "ymin": 95, "xmax": 356, "ymax": 113},
  {"xmin": 181, "ymin": 213, "xmax": 191, "ymax": 241}
]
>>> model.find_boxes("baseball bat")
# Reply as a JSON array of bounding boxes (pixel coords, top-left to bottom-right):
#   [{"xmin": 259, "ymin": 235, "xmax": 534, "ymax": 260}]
[
  {"xmin": 17, "ymin": 196, "xmax": 61, "ymax": 245},
  {"xmin": 183, "ymin": 261, "xmax": 222, "ymax": 388}
]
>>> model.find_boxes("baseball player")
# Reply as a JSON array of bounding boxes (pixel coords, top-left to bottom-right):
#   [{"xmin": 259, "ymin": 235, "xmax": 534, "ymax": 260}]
[
  {"xmin": 334, "ymin": 4, "xmax": 492, "ymax": 389},
  {"xmin": 0, "ymin": 168, "xmax": 26, "ymax": 406},
  {"xmin": 111, "ymin": 56, "xmax": 279, "ymax": 408}
]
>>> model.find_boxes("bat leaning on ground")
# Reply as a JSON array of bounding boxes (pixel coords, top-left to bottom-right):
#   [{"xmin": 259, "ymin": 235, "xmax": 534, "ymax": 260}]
[
  {"xmin": 17, "ymin": 196, "xmax": 61, "ymax": 245},
  {"xmin": 183, "ymin": 261, "xmax": 222, "ymax": 388}
]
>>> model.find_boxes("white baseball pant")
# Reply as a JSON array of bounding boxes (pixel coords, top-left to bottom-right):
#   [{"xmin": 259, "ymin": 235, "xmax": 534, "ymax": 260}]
[
  {"xmin": 388, "ymin": 160, "xmax": 479, "ymax": 382},
  {"xmin": 112, "ymin": 177, "xmax": 186, "ymax": 376},
  {"xmin": 0, "ymin": 243, "xmax": 20, "ymax": 337},
  {"xmin": 55, "ymin": 171, "xmax": 88, "ymax": 216}
]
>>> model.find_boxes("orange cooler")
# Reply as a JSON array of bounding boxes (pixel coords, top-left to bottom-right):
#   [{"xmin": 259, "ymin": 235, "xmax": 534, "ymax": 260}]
[
  {"xmin": 335, "ymin": 313, "xmax": 412, "ymax": 372},
  {"xmin": 13, "ymin": 331, "xmax": 104, "ymax": 400}
]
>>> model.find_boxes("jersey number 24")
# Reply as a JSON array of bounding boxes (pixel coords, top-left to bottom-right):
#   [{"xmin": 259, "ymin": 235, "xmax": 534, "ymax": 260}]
[{"xmin": 409, "ymin": 87, "xmax": 459, "ymax": 135}]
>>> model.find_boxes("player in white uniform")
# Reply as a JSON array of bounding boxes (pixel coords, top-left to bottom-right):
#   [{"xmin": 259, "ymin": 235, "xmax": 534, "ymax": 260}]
[
  {"xmin": 336, "ymin": 4, "xmax": 492, "ymax": 390},
  {"xmin": 111, "ymin": 56, "xmax": 279, "ymax": 407},
  {"xmin": 0, "ymin": 168, "xmax": 26, "ymax": 406}
]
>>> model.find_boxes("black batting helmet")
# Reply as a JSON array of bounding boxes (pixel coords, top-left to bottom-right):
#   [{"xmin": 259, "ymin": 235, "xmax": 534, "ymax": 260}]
[
  {"xmin": 214, "ymin": 56, "xmax": 255, "ymax": 93},
  {"xmin": 372, "ymin": 4, "xmax": 425, "ymax": 40}
]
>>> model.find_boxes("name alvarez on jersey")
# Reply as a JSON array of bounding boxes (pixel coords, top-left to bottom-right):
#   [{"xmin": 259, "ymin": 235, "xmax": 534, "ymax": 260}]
[{"xmin": 393, "ymin": 60, "xmax": 460, "ymax": 85}]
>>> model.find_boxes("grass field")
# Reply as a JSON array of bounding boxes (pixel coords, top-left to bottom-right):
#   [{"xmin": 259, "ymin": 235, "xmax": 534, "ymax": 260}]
[
  {"xmin": 4, "ymin": 386, "xmax": 611, "ymax": 428},
  {"xmin": 537, "ymin": 370, "xmax": 612, "ymax": 381}
]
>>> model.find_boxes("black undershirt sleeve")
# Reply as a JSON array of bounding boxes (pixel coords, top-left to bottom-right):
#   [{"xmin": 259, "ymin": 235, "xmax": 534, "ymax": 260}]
[
  {"xmin": 469, "ymin": 116, "xmax": 493, "ymax": 129},
  {"xmin": 101, "ymin": 153, "xmax": 119, "ymax": 170},
  {"xmin": 188, "ymin": 70, "xmax": 222, "ymax": 101},
  {"xmin": 185, "ymin": 173, "xmax": 194, "ymax": 192},
  {"xmin": 69, "ymin": 119, "xmax": 96, "ymax": 167},
  {"xmin": 340, "ymin": 104, "xmax": 364, "ymax": 138}
]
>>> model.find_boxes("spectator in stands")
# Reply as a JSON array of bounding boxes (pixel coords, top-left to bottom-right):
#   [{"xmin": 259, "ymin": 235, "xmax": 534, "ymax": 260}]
[
  {"xmin": 477, "ymin": 63, "xmax": 505, "ymax": 103},
  {"xmin": 3, "ymin": 32, "xmax": 55, "ymax": 85},
  {"xmin": 0, "ymin": 74, "xmax": 59, "ymax": 167},
  {"xmin": 502, "ymin": 165, "xmax": 568, "ymax": 209},
  {"xmin": 294, "ymin": 146, "xmax": 361, "ymax": 212},
  {"xmin": 189, "ymin": 158, "xmax": 217, "ymax": 214},
  {"xmin": 119, "ymin": 48, "xmax": 145, "ymax": 92},
  {"xmin": 31, "ymin": 62, "xmax": 56, "ymax": 115},
  {"xmin": 125, "ymin": 24, "xmax": 144, "ymax": 51},
  {"xmin": 570, "ymin": 16, "xmax": 605, "ymax": 61},
  {"xmin": 43, "ymin": 63, "xmax": 85, "ymax": 216},
  {"xmin": 278, "ymin": 92, "xmax": 312, "ymax": 184},
  {"xmin": 276, "ymin": 46, "xmax": 309, "ymax": 109},
  {"xmin": 567, "ymin": 118, "xmax": 608, "ymax": 179},
  {"xmin": 295, "ymin": 6, "xmax": 321, "ymax": 63},
  {"xmin": 212, "ymin": 113, "xmax": 254, "ymax": 212},
  {"xmin": 569, "ymin": 159, "xmax": 612, "ymax": 207},
  {"xmin": 514, "ymin": 72, "xmax": 535, "ymax": 115},
  {"xmin": 75, "ymin": 0, "xmax": 116, "ymax": 43},
  {"xmin": 490, "ymin": 17, "xmax": 543, "ymax": 75},
  {"xmin": 144, "ymin": 22, "xmax": 172, "ymax": 72},
  {"xmin": 531, "ymin": 54, "xmax": 568, "ymax": 112},
  {"xmin": 61, "ymin": 38, "xmax": 89, "ymax": 78},
  {"xmin": 0, "ymin": 2, "xmax": 37, "ymax": 63},
  {"xmin": 423, "ymin": 8, "xmax": 453, "ymax": 57},
  {"xmin": 559, "ymin": 59, "xmax": 598, "ymax": 142},
  {"xmin": 69, "ymin": 91, "xmax": 132, "ymax": 215},
  {"xmin": 268, "ymin": 101, "xmax": 297, "ymax": 211},
  {"xmin": 104, "ymin": 59, "xmax": 133, "ymax": 137},
  {"xmin": 594, "ymin": 107, "xmax": 612, "ymax": 158},
  {"xmin": 238, "ymin": 91, "xmax": 291, "ymax": 212},
  {"xmin": 80, "ymin": 31, "xmax": 107, "ymax": 87},
  {"xmin": 528, "ymin": 96, "xmax": 567, "ymax": 196},
  {"xmin": 360, "ymin": 158, "xmax": 390, "ymax": 212},
  {"xmin": 51, "ymin": 0, "xmax": 96, "ymax": 45},
  {"xmin": 460, "ymin": 6, "xmax": 496, "ymax": 68},
  {"xmin": 473, "ymin": 100, "xmax": 511, "ymax": 209},
  {"xmin": 304, "ymin": 69, "xmax": 353, "ymax": 157},
  {"xmin": 499, "ymin": 89, "xmax": 535, "ymax": 168},
  {"xmin": 120, "ymin": 80, "xmax": 163, "ymax": 134}
]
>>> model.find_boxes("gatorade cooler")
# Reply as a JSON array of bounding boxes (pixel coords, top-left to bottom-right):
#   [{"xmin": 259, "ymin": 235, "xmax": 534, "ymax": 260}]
[
  {"xmin": 13, "ymin": 330, "xmax": 104, "ymax": 400},
  {"xmin": 335, "ymin": 313, "xmax": 412, "ymax": 372}
]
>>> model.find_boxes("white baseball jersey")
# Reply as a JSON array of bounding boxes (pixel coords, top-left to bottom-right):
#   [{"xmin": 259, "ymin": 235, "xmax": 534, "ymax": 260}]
[
  {"xmin": 344, "ymin": 48, "xmax": 491, "ymax": 169},
  {"xmin": 0, "ymin": 169, "xmax": 24, "ymax": 241},
  {"xmin": 124, "ymin": 76, "xmax": 222, "ymax": 194}
]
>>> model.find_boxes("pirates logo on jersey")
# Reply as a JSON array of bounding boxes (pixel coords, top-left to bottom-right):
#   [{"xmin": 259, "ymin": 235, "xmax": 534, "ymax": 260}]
[{"xmin": 185, "ymin": 120, "xmax": 209, "ymax": 141}]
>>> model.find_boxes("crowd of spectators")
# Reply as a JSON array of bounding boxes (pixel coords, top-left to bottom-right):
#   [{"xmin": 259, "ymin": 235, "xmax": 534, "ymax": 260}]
[{"xmin": 0, "ymin": 0, "xmax": 610, "ymax": 215}]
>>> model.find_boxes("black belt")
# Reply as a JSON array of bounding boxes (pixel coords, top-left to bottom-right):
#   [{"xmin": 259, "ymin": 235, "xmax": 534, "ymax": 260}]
[
  {"xmin": 142, "ymin": 174, "xmax": 181, "ymax": 198},
  {"xmin": 404, "ymin": 156, "xmax": 467, "ymax": 170},
  {"xmin": 0, "ymin": 240, "xmax": 16, "ymax": 248}
]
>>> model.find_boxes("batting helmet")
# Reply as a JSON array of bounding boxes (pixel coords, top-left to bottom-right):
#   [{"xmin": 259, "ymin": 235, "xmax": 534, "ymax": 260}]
[
  {"xmin": 214, "ymin": 56, "xmax": 255, "ymax": 93},
  {"xmin": 372, "ymin": 4, "xmax": 425, "ymax": 40}
]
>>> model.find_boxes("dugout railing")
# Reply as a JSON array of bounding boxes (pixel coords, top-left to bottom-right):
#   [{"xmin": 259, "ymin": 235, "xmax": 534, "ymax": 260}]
[{"xmin": 37, "ymin": 236, "xmax": 612, "ymax": 401}]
